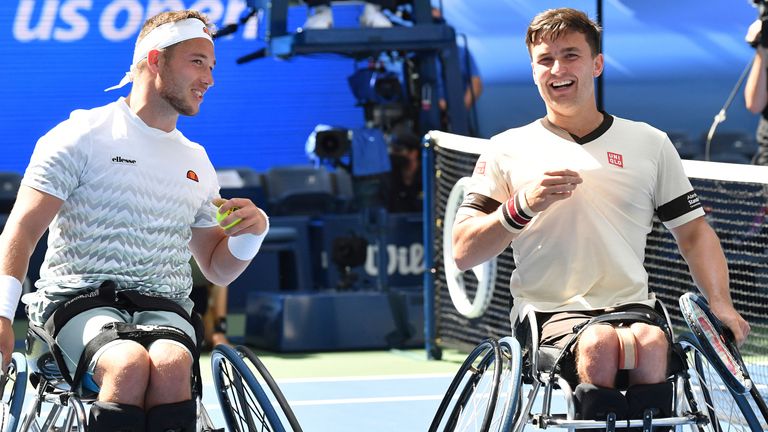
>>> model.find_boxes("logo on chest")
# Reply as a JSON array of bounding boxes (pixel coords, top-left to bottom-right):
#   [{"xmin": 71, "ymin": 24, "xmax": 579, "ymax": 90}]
[
  {"xmin": 111, "ymin": 155, "xmax": 137, "ymax": 166},
  {"xmin": 607, "ymin": 152, "xmax": 624, "ymax": 168}
]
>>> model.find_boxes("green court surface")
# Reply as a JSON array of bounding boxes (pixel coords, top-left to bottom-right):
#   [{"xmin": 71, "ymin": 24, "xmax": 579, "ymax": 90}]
[{"xmin": 226, "ymin": 347, "xmax": 467, "ymax": 379}]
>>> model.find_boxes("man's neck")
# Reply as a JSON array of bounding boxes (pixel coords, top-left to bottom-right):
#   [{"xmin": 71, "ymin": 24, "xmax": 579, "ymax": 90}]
[
  {"xmin": 125, "ymin": 88, "xmax": 178, "ymax": 133},
  {"xmin": 546, "ymin": 109, "xmax": 604, "ymax": 139}
]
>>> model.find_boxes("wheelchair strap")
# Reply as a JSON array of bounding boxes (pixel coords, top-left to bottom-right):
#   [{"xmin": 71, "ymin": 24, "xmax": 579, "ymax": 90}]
[
  {"xmin": 615, "ymin": 327, "xmax": 638, "ymax": 370},
  {"xmin": 72, "ymin": 322, "xmax": 200, "ymax": 396},
  {"xmin": 41, "ymin": 281, "xmax": 203, "ymax": 396},
  {"xmin": 43, "ymin": 281, "xmax": 194, "ymax": 339},
  {"xmin": 549, "ymin": 310, "xmax": 672, "ymax": 383}
]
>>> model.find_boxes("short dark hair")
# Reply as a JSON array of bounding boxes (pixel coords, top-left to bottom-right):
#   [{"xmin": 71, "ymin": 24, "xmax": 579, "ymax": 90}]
[{"xmin": 526, "ymin": 8, "xmax": 601, "ymax": 57}]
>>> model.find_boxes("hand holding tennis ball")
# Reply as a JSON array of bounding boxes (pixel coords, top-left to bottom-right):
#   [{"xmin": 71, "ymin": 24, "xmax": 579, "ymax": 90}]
[{"xmin": 213, "ymin": 198, "xmax": 242, "ymax": 230}]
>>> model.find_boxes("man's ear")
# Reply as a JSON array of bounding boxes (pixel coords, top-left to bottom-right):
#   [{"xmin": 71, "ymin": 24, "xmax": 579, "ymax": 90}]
[
  {"xmin": 146, "ymin": 49, "xmax": 162, "ymax": 73},
  {"xmin": 592, "ymin": 53, "xmax": 604, "ymax": 78},
  {"xmin": 531, "ymin": 64, "xmax": 539, "ymax": 86}
]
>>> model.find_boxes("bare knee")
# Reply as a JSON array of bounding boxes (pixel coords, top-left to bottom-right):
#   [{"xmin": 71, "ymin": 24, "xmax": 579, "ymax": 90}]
[
  {"xmin": 576, "ymin": 324, "xmax": 619, "ymax": 387},
  {"xmin": 629, "ymin": 323, "xmax": 668, "ymax": 384},
  {"xmin": 145, "ymin": 341, "xmax": 193, "ymax": 409},
  {"xmin": 93, "ymin": 341, "xmax": 150, "ymax": 407}
]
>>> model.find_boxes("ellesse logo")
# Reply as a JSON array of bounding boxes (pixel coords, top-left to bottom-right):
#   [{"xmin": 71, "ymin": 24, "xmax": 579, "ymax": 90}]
[
  {"xmin": 186, "ymin": 170, "xmax": 199, "ymax": 182},
  {"xmin": 111, "ymin": 155, "xmax": 137, "ymax": 165}
]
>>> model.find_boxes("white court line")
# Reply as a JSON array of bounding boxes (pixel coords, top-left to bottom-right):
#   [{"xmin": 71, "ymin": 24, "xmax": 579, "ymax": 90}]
[{"xmin": 289, "ymin": 394, "xmax": 444, "ymax": 406}]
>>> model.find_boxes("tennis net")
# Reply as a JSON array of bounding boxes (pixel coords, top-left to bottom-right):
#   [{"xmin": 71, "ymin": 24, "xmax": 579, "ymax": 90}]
[{"xmin": 425, "ymin": 130, "xmax": 768, "ymax": 393}]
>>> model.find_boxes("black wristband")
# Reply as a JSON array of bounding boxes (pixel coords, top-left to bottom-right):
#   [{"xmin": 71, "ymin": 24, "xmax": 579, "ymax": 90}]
[{"xmin": 213, "ymin": 317, "xmax": 228, "ymax": 334}]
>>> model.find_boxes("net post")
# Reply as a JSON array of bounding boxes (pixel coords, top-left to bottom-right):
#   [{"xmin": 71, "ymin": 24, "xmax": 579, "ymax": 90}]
[{"xmin": 422, "ymin": 133, "xmax": 440, "ymax": 360}]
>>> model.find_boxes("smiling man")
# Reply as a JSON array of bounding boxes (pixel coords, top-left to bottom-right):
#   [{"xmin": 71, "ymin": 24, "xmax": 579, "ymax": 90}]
[
  {"xmin": 451, "ymin": 7, "xmax": 749, "ymax": 429},
  {"xmin": 0, "ymin": 9, "xmax": 269, "ymax": 432}
]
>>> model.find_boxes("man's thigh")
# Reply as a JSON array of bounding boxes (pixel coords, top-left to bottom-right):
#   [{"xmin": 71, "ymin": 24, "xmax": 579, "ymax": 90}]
[{"xmin": 55, "ymin": 307, "xmax": 196, "ymax": 387}]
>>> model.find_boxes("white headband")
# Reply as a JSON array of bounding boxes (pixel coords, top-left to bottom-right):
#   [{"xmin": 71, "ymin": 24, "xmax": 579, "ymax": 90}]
[{"xmin": 105, "ymin": 18, "xmax": 214, "ymax": 92}]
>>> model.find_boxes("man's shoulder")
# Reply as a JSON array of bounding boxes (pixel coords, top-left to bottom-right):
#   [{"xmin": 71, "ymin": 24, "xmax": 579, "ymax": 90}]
[
  {"xmin": 490, "ymin": 120, "xmax": 543, "ymax": 141},
  {"xmin": 57, "ymin": 100, "xmax": 119, "ymax": 133},
  {"xmin": 609, "ymin": 115, "xmax": 666, "ymax": 138}
]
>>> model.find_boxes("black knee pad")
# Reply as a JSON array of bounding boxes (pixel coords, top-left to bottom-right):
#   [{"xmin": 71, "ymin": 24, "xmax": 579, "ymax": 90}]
[
  {"xmin": 625, "ymin": 382, "xmax": 673, "ymax": 432},
  {"xmin": 145, "ymin": 399, "xmax": 196, "ymax": 432},
  {"xmin": 88, "ymin": 401, "xmax": 145, "ymax": 432},
  {"xmin": 574, "ymin": 383, "xmax": 628, "ymax": 421}
]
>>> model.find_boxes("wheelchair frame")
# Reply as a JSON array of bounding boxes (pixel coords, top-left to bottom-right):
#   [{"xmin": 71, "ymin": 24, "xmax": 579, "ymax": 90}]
[
  {"xmin": 0, "ymin": 328, "xmax": 301, "ymax": 432},
  {"xmin": 431, "ymin": 299, "xmax": 767, "ymax": 432}
]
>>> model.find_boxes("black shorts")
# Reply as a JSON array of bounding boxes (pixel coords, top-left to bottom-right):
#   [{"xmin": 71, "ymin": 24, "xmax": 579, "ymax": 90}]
[{"xmin": 536, "ymin": 303, "xmax": 667, "ymax": 388}]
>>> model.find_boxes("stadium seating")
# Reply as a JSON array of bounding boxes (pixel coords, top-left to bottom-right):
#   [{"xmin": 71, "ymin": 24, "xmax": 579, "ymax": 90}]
[{"xmin": 703, "ymin": 131, "xmax": 758, "ymax": 164}]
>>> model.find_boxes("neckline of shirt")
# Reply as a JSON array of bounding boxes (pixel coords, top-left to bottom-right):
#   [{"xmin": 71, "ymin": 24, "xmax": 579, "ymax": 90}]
[
  {"xmin": 117, "ymin": 97, "xmax": 182, "ymax": 140},
  {"xmin": 541, "ymin": 112, "xmax": 614, "ymax": 145}
]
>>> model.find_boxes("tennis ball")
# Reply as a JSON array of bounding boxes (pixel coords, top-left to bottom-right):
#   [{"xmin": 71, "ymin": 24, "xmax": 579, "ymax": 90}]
[{"xmin": 216, "ymin": 206, "xmax": 242, "ymax": 230}]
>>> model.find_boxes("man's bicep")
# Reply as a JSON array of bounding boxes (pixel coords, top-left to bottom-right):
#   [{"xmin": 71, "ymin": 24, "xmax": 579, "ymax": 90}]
[{"xmin": 4, "ymin": 186, "xmax": 63, "ymax": 244}]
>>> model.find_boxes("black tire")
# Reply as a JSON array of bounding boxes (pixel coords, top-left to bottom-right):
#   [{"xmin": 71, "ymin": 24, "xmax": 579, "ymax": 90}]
[
  {"xmin": 235, "ymin": 345, "xmax": 302, "ymax": 432},
  {"xmin": 211, "ymin": 344, "xmax": 285, "ymax": 432},
  {"xmin": 492, "ymin": 337, "xmax": 522, "ymax": 432},
  {"xmin": 429, "ymin": 339, "xmax": 502, "ymax": 432},
  {"xmin": 677, "ymin": 333, "xmax": 765, "ymax": 432}
]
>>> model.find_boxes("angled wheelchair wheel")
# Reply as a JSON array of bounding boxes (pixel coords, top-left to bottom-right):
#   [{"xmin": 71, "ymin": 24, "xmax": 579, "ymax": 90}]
[
  {"xmin": 211, "ymin": 344, "xmax": 288, "ymax": 432},
  {"xmin": 0, "ymin": 352, "xmax": 28, "ymax": 432},
  {"xmin": 490, "ymin": 337, "xmax": 522, "ymax": 432},
  {"xmin": 235, "ymin": 346, "xmax": 302, "ymax": 432},
  {"xmin": 677, "ymin": 333, "xmax": 765, "ymax": 432},
  {"xmin": 429, "ymin": 339, "xmax": 502, "ymax": 432}
]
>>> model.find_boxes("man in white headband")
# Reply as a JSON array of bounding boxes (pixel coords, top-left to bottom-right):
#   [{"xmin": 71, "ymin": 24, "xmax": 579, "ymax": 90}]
[{"xmin": 0, "ymin": 9, "xmax": 269, "ymax": 432}]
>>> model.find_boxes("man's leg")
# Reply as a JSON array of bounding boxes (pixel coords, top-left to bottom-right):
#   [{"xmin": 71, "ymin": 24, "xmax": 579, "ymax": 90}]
[
  {"xmin": 143, "ymin": 342, "xmax": 195, "ymax": 432},
  {"xmin": 576, "ymin": 324, "xmax": 620, "ymax": 387},
  {"xmin": 56, "ymin": 307, "xmax": 150, "ymax": 431}
]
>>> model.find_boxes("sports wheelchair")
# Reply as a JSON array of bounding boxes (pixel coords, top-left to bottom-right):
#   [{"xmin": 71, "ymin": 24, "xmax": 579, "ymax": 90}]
[
  {"xmin": 430, "ymin": 294, "xmax": 768, "ymax": 432},
  {"xmin": 0, "ymin": 325, "xmax": 303, "ymax": 431}
]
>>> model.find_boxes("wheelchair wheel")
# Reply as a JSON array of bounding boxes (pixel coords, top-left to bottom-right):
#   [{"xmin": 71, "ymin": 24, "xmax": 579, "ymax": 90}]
[
  {"xmin": 211, "ymin": 344, "xmax": 288, "ymax": 432},
  {"xmin": 234, "ymin": 346, "xmax": 302, "ymax": 432},
  {"xmin": 0, "ymin": 352, "xmax": 27, "ymax": 432},
  {"xmin": 491, "ymin": 337, "xmax": 522, "ymax": 432},
  {"xmin": 677, "ymin": 333, "xmax": 765, "ymax": 432},
  {"xmin": 429, "ymin": 339, "xmax": 502, "ymax": 432}
]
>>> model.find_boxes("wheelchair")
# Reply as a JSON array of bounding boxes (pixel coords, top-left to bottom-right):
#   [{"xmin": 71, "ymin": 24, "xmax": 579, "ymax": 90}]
[
  {"xmin": 0, "ymin": 324, "xmax": 303, "ymax": 432},
  {"xmin": 431, "ymin": 295, "xmax": 768, "ymax": 432}
]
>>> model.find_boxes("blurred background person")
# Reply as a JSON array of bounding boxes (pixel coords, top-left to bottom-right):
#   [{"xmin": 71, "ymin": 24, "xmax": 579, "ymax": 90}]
[{"xmin": 744, "ymin": 17, "xmax": 768, "ymax": 165}]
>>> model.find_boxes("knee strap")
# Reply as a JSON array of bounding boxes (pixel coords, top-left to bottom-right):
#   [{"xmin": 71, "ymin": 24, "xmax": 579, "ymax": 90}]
[
  {"xmin": 73, "ymin": 322, "xmax": 199, "ymax": 392},
  {"xmin": 574, "ymin": 383, "xmax": 628, "ymax": 421},
  {"xmin": 626, "ymin": 382, "xmax": 673, "ymax": 426},
  {"xmin": 145, "ymin": 399, "xmax": 196, "ymax": 432},
  {"xmin": 616, "ymin": 327, "xmax": 638, "ymax": 370},
  {"xmin": 89, "ymin": 401, "xmax": 145, "ymax": 432}
]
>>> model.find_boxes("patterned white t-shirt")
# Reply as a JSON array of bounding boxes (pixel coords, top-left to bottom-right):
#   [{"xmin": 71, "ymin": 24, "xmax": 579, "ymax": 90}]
[
  {"xmin": 458, "ymin": 115, "xmax": 704, "ymax": 320},
  {"xmin": 22, "ymin": 98, "xmax": 220, "ymax": 325}
]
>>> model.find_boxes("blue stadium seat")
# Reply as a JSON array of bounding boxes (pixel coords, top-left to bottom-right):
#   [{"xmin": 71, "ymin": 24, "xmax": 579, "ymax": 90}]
[
  {"xmin": 703, "ymin": 131, "xmax": 758, "ymax": 164},
  {"xmin": 265, "ymin": 165, "xmax": 336, "ymax": 216},
  {"xmin": 0, "ymin": 172, "xmax": 22, "ymax": 214},
  {"xmin": 217, "ymin": 166, "xmax": 269, "ymax": 211},
  {"xmin": 667, "ymin": 131, "xmax": 702, "ymax": 160}
]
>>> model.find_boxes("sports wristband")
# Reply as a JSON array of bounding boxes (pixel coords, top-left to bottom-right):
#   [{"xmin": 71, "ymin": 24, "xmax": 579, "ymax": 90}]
[
  {"xmin": 213, "ymin": 317, "xmax": 228, "ymax": 334},
  {"xmin": 0, "ymin": 276, "xmax": 23, "ymax": 323},
  {"xmin": 227, "ymin": 208, "xmax": 269, "ymax": 261},
  {"xmin": 497, "ymin": 191, "xmax": 538, "ymax": 233}
]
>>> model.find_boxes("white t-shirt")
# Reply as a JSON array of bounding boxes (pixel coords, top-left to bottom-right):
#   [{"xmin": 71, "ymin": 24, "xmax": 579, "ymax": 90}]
[
  {"xmin": 459, "ymin": 115, "xmax": 704, "ymax": 320},
  {"xmin": 22, "ymin": 98, "xmax": 220, "ymax": 324}
]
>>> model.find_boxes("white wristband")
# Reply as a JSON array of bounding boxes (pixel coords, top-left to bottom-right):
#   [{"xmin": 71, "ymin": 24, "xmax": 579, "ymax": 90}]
[
  {"xmin": 227, "ymin": 208, "xmax": 269, "ymax": 261},
  {"xmin": 0, "ymin": 276, "xmax": 23, "ymax": 323}
]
